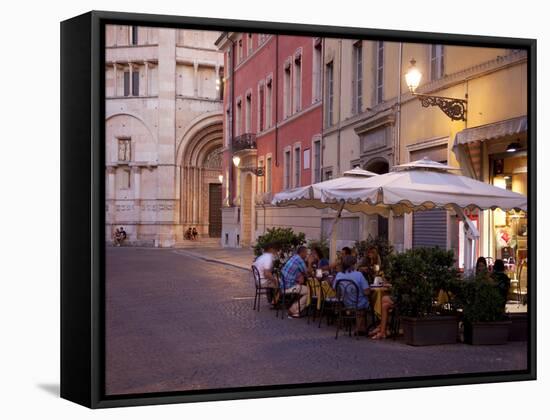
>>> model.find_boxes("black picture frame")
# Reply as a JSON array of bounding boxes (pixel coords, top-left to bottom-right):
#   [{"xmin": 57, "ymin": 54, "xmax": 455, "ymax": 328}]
[{"xmin": 60, "ymin": 10, "xmax": 537, "ymax": 409}]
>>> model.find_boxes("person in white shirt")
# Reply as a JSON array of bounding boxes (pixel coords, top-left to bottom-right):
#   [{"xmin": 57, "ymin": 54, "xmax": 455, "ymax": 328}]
[{"xmin": 253, "ymin": 243, "xmax": 280, "ymax": 303}]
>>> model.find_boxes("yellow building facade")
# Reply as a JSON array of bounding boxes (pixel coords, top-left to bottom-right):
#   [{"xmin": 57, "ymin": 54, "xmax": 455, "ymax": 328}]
[{"xmin": 322, "ymin": 39, "xmax": 527, "ymax": 275}]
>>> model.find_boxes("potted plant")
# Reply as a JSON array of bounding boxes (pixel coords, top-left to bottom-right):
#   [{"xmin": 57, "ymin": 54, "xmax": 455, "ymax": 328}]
[
  {"xmin": 254, "ymin": 227, "xmax": 306, "ymax": 272},
  {"xmin": 387, "ymin": 247, "xmax": 459, "ymax": 346},
  {"xmin": 458, "ymin": 273, "xmax": 511, "ymax": 345}
]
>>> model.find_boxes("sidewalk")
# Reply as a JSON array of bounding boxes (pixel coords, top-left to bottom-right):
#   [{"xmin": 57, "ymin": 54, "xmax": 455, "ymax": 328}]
[{"xmin": 174, "ymin": 246, "xmax": 255, "ymax": 271}]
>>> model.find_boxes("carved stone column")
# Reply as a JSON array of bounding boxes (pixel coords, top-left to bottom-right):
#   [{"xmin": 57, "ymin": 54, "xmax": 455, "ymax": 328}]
[
  {"xmin": 128, "ymin": 62, "xmax": 133, "ymax": 96},
  {"xmin": 112, "ymin": 63, "xmax": 118, "ymax": 97},
  {"xmin": 144, "ymin": 61, "xmax": 149, "ymax": 96},
  {"xmin": 193, "ymin": 60, "xmax": 199, "ymax": 97}
]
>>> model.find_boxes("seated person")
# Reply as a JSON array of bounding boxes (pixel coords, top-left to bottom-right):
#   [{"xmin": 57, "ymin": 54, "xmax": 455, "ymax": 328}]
[
  {"xmin": 280, "ymin": 246, "xmax": 310, "ymax": 318},
  {"xmin": 308, "ymin": 246, "xmax": 330, "ymax": 274},
  {"xmin": 113, "ymin": 227, "xmax": 127, "ymax": 246},
  {"xmin": 334, "ymin": 255, "xmax": 371, "ymax": 334},
  {"xmin": 192, "ymin": 227, "xmax": 198, "ymax": 240},
  {"xmin": 370, "ymin": 293, "xmax": 394, "ymax": 340},
  {"xmin": 252, "ymin": 242, "xmax": 280, "ymax": 303},
  {"xmin": 359, "ymin": 246, "xmax": 382, "ymax": 282},
  {"xmin": 185, "ymin": 227, "xmax": 193, "ymax": 240},
  {"xmin": 113, "ymin": 228, "xmax": 121, "ymax": 246},
  {"xmin": 492, "ymin": 259, "xmax": 511, "ymax": 303},
  {"xmin": 475, "ymin": 256, "xmax": 488, "ymax": 276},
  {"xmin": 330, "ymin": 246, "xmax": 352, "ymax": 273}
]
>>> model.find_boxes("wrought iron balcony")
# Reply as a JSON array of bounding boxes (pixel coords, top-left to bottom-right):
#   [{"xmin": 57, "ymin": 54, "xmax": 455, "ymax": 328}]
[{"xmin": 232, "ymin": 133, "xmax": 257, "ymax": 152}]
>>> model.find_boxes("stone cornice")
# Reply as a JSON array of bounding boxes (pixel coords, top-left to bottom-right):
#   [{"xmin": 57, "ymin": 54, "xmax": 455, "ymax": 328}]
[
  {"xmin": 105, "ymin": 44, "xmax": 159, "ymax": 49},
  {"xmin": 107, "ymin": 161, "xmax": 158, "ymax": 169}
]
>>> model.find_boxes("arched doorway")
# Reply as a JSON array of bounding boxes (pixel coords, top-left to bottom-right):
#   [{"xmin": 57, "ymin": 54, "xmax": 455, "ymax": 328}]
[
  {"xmin": 365, "ymin": 158, "xmax": 390, "ymax": 239},
  {"xmin": 178, "ymin": 114, "xmax": 223, "ymax": 239}
]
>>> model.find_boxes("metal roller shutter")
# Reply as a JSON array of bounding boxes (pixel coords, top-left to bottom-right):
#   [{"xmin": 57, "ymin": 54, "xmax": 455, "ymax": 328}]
[
  {"xmin": 410, "ymin": 146, "xmax": 448, "ymax": 249},
  {"xmin": 413, "ymin": 209, "xmax": 447, "ymax": 248}
]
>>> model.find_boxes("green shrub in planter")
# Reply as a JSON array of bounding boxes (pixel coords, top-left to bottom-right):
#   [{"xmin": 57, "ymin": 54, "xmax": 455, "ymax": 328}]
[
  {"xmin": 456, "ymin": 272, "xmax": 510, "ymax": 345},
  {"xmin": 458, "ymin": 272, "xmax": 508, "ymax": 324},
  {"xmin": 387, "ymin": 247, "xmax": 459, "ymax": 345},
  {"xmin": 253, "ymin": 227, "xmax": 306, "ymax": 272},
  {"xmin": 387, "ymin": 247, "xmax": 458, "ymax": 317}
]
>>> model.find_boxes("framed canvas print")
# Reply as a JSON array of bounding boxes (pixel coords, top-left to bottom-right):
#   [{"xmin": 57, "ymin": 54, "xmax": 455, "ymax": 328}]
[{"xmin": 60, "ymin": 10, "xmax": 536, "ymax": 409}]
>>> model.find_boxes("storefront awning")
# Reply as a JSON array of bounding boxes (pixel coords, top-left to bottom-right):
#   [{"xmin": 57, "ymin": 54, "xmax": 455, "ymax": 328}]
[
  {"xmin": 454, "ymin": 116, "xmax": 527, "ymax": 146},
  {"xmin": 453, "ymin": 116, "xmax": 527, "ymax": 179}
]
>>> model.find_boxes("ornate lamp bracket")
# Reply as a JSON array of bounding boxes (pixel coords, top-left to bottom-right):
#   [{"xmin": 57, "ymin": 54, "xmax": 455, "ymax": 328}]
[
  {"xmin": 414, "ymin": 93, "xmax": 468, "ymax": 121},
  {"xmin": 240, "ymin": 167, "xmax": 265, "ymax": 176}
]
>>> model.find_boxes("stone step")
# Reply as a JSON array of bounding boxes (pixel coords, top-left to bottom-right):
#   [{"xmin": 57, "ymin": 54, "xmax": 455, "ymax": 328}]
[{"xmin": 174, "ymin": 238, "xmax": 222, "ymax": 248}]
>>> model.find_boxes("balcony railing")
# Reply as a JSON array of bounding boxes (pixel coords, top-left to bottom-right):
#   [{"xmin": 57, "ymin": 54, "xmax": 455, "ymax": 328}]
[{"xmin": 232, "ymin": 133, "xmax": 257, "ymax": 152}]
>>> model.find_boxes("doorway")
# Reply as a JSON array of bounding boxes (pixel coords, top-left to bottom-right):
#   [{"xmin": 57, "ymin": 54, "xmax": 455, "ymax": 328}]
[{"xmin": 208, "ymin": 183, "xmax": 222, "ymax": 237}]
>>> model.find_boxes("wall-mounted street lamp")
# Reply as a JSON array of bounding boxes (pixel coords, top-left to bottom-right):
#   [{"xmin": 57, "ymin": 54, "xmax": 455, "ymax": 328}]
[
  {"xmin": 232, "ymin": 155, "xmax": 265, "ymax": 176},
  {"xmin": 218, "ymin": 174, "xmax": 224, "ymax": 183},
  {"xmin": 405, "ymin": 59, "xmax": 468, "ymax": 121}
]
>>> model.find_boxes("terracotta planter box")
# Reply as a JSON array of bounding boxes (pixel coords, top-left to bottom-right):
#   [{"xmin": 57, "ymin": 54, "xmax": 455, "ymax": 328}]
[
  {"xmin": 507, "ymin": 313, "xmax": 528, "ymax": 341},
  {"xmin": 401, "ymin": 315, "xmax": 458, "ymax": 346},
  {"xmin": 464, "ymin": 320, "xmax": 511, "ymax": 345}
]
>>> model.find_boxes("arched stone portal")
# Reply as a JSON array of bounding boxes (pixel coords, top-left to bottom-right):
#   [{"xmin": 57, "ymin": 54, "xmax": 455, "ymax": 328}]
[{"xmin": 179, "ymin": 115, "xmax": 223, "ymax": 239}]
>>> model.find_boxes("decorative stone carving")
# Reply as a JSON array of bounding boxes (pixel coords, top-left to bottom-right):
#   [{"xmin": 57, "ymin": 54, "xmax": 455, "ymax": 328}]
[{"xmin": 204, "ymin": 147, "xmax": 222, "ymax": 169}]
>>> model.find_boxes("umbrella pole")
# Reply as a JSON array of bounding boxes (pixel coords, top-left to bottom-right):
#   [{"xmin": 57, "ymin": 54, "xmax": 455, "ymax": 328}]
[
  {"xmin": 451, "ymin": 204, "xmax": 480, "ymax": 274},
  {"xmin": 329, "ymin": 201, "xmax": 346, "ymax": 264}
]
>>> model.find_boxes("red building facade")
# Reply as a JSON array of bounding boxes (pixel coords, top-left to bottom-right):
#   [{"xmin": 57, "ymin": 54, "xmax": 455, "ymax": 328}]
[{"xmin": 217, "ymin": 33, "xmax": 323, "ymax": 247}]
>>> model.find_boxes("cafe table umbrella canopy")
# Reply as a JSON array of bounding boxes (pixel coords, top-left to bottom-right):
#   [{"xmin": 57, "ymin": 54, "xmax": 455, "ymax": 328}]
[
  {"xmin": 272, "ymin": 167, "xmax": 378, "ymax": 263},
  {"xmin": 319, "ymin": 158, "xmax": 527, "ymax": 217},
  {"xmin": 271, "ymin": 166, "xmax": 378, "ymax": 211},
  {"xmin": 272, "ymin": 158, "xmax": 527, "ymax": 270}
]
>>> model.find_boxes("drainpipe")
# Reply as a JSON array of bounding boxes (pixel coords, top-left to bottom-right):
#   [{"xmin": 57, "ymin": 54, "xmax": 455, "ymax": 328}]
[
  {"xmin": 275, "ymin": 35, "xmax": 279, "ymax": 167},
  {"xmin": 320, "ymin": 37, "xmax": 325, "ymax": 181},
  {"xmin": 396, "ymin": 42, "xmax": 403, "ymax": 166},
  {"xmin": 337, "ymin": 39, "xmax": 342, "ymax": 176},
  {"xmin": 224, "ymin": 33, "xmax": 236, "ymax": 208}
]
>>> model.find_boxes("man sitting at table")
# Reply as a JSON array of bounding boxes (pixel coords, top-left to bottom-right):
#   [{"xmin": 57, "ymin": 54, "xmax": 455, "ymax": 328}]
[
  {"xmin": 253, "ymin": 242, "xmax": 280, "ymax": 304},
  {"xmin": 280, "ymin": 246, "xmax": 310, "ymax": 318},
  {"xmin": 334, "ymin": 255, "xmax": 371, "ymax": 335},
  {"xmin": 330, "ymin": 246, "xmax": 352, "ymax": 273}
]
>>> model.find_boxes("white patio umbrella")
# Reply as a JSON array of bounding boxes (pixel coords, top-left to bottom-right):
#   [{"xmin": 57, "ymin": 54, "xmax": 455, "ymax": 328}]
[
  {"xmin": 272, "ymin": 167, "xmax": 378, "ymax": 262},
  {"xmin": 272, "ymin": 166, "xmax": 378, "ymax": 210},
  {"xmin": 273, "ymin": 158, "xmax": 528, "ymax": 270}
]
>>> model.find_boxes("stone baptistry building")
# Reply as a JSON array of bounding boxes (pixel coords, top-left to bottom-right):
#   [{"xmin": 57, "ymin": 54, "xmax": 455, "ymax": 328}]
[{"xmin": 105, "ymin": 25, "xmax": 224, "ymax": 246}]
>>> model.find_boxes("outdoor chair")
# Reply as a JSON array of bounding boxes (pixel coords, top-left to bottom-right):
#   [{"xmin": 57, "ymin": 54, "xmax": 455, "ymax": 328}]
[
  {"xmin": 317, "ymin": 279, "xmax": 339, "ymax": 328},
  {"xmin": 334, "ymin": 279, "xmax": 367, "ymax": 340},
  {"xmin": 306, "ymin": 278, "xmax": 322, "ymax": 325},
  {"xmin": 508, "ymin": 258, "xmax": 528, "ymax": 306},
  {"xmin": 251, "ymin": 265, "xmax": 276, "ymax": 312},
  {"xmin": 274, "ymin": 273, "xmax": 302, "ymax": 319}
]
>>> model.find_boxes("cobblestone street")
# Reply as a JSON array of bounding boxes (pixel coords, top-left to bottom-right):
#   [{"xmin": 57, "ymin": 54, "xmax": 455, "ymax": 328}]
[{"xmin": 105, "ymin": 247, "xmax": 527, "ymax": 396}]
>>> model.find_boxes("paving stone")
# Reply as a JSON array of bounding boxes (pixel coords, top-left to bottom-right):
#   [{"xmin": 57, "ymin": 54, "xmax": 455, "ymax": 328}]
[{"xmin": 106, "ymin": 247, "xmax": 528, "ymax": 395}]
